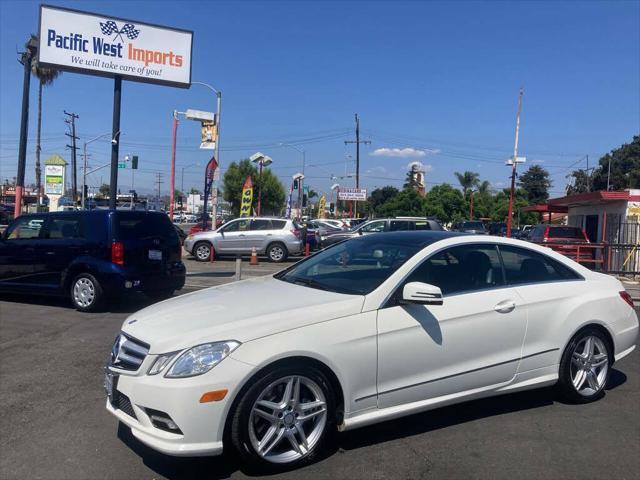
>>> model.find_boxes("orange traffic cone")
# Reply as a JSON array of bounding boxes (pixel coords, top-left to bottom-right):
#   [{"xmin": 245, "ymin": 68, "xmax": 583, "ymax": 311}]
[{"xmin": 250, "ymin": 247, "xmax": 259, "ymax": 265}]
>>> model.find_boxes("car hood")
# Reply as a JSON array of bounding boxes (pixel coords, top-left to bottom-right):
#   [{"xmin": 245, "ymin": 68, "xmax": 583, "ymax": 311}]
[{"xmin": 121, "ymin": 276, "xmax": 364, "ymax": 353}]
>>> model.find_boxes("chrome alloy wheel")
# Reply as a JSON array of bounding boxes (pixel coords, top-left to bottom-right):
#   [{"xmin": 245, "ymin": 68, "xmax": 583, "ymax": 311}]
[
  {"xmin": 73, "ymin": 277, "xmax": 95, "ymax": 308},
  {"xmin": 570, "ymin": 335, "xmax": 609, "ymax": 396},
  {"xmin": 195, "ymin": 243, "xmax": 211, "ymax": 261},
  {"xmin": 269, "ymin": 246, "xmax": 285, "ymax": 262},
  {"xmin": 248, "ymin": 375, "xmax": 327, "ymax": 464}
]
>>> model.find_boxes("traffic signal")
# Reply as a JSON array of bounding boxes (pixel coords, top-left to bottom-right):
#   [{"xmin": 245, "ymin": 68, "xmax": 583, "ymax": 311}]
[
  {"xmin": 293, "ymin": 179, "xmax": 299, "ymax": 190},
  {"xmin": 329, "ymin": 202, "xmax": 335, "ymax": 213},
  {"xmin": 131, "ymin": 155, "xmax": 138, "ymax": 169}
]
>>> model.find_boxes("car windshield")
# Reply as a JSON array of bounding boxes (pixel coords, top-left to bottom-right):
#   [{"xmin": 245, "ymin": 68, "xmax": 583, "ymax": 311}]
[
  {"xmin": 549, "ymin": 227, "xmax": 584, "ymax": 239},
  {"xmin": 274, "ymin": 235, "xmax": 424, "ymax": 295}
]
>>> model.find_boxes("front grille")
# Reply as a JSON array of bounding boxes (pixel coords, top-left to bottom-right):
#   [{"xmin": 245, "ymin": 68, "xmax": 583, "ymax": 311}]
[
  {"xmin": 110, "ymin": 333, "xmax": 149, "ymax": 371},
  {"xmin": 114, "ymin": 391, "xmax": 137, "ymax": 420}
]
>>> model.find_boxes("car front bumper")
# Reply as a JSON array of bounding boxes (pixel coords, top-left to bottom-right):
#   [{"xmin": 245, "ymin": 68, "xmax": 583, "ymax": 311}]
[{"xmin": 105, "ymin": 355, "xmax": 254, "ymax": 457}]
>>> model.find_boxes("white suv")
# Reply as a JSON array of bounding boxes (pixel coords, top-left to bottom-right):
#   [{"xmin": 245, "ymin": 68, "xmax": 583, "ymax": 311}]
[{"xmin": 184, "ymin": 217, "xmax": 303, "ymax": 262}]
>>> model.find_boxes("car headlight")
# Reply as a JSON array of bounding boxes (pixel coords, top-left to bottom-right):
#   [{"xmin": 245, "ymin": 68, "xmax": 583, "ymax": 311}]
[
  {"xmin": 164, "ymin": 341, "xmax": 240, "ymax": 378},
  {"xmin": 148, "ymin": 352, "xmax": 178, "ymax": 375}
]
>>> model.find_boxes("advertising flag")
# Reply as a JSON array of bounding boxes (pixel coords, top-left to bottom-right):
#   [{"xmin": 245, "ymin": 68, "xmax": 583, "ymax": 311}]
[
  {"xmin": 202, "ymin": 156, "xmax": 218, "ymax": 228},
  {"xmin": 318, "ymin": 195, "xmax": 326, "ymax": 216},
  {"xmin": 240, "ymin": 176, "xmax": 253, "ymax": 217}
]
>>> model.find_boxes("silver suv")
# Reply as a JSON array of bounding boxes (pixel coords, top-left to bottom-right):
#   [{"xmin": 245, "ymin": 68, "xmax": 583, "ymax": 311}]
[{"xmin": 184, "ymin": 217, "xmax": 303, "ymax": 262}]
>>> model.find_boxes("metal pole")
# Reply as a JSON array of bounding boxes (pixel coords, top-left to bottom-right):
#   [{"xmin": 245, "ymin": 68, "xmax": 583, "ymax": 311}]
[
  {"xmin": 506, "ymin": 88, "xmax": 523, "ymax": 238},
  {"xmin": 14, "ymin": 46, "xmax": 34, "ymax": 219},
  {"xmin": 82, "ymin": 142, "xmax": 87, "ymax": 209},
  {"xmin": 257, "ymin": 161, "xmax": 263, "ymax": 216},
  {"xmin": 169, "ymin": 112, "xmax": 178, "ymax": 221},
  {"xmin": 213, "ymin": 91, "xmax": 221, "ymax": 219},
  {"xmin": 109, "ymin": 76, "xmax": 122, "ymax": 210}
]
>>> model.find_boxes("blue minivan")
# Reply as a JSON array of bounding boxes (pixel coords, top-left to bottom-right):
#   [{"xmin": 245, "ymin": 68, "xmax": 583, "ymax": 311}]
[{"xmin": 0, "ymin": 210, "xmax": 186, "ymax": 311}]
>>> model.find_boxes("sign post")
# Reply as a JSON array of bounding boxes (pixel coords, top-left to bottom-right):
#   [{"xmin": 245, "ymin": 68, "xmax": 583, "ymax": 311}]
[{"xmin": 38, "ymin": 5, "xmax": 193, "ymax": 210}]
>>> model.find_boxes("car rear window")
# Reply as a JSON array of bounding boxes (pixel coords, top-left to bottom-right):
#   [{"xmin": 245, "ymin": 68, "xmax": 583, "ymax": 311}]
[
  {"xmin": 115, "ymin": 213, "xmax": 176, "ymax": 240},
  {"xmin": 464, "ymin": 222, "xmax": 485, "ymax": 229},
  {"xmin": 414, "ymin": 221, "xmax": 431, "ymax": 231},
  {"xmin": 548, "ymin": 227, "xmax": 585, "ymax": 239}
]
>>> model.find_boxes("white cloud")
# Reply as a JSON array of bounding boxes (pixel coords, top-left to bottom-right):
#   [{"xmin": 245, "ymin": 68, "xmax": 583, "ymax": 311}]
[{"xmin": 370, "ymin": 147, "xmax": 438, "ymax": 158}]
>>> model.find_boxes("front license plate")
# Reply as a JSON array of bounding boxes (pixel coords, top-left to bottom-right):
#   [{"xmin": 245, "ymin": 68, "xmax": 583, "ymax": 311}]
[
  {"xmin": 104, "ymin": 371, "xmax": 117, "ymax": 402},
  {"xmin": 148, "ymin": 249, "xmax": 162, "ymax": 260}
]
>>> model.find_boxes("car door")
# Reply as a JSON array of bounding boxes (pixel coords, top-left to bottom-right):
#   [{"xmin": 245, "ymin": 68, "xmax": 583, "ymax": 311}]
[
  {"xmin": 35, "ymin": 214, "xmax": 86, "ymax": 290},
  {"xmin": 376, "ymin": 243, "xmax": 527, "ymax": 409},
  {"xmin": 496, "ymin": 244, "xmax": 586, "ymax": 373},
  {"xmin": 215, "ymin": 218, "xmax": 251, "ymax": 254},
  {"xmin": 247, "ymin": 219, "xmax": 272, "ymax": 251},
  {"xmin": 0, "ymin": 215, "xmax": 47, "ymax": 288}
]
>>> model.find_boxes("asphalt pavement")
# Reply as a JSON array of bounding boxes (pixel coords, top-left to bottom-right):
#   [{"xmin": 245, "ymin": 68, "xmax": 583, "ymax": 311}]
[{"xmin": 1, "ymin": 258, "xmax": 639, "ymax": 480}]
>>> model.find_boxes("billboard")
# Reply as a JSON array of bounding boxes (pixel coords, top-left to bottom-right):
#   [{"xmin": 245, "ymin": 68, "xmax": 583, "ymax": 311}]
[
  {"xmin": 337, "ymin": 188, "xmax": 367, "ymax": 201},
  {"xmin": 38, "ymin": 5, "xmax": 193, "ymax": 88},
  {"xmin": 44, "ymin": 165, "xmax": 64, "ymax": 195}
]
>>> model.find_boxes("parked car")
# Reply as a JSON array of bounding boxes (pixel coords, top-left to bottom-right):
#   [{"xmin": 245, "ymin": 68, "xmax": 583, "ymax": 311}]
[
  {"xmin": 452, "ymin": 221, "xmax": 488, "ymax": 234},
  {"xmin": 0, "ymin": 210, "xmax": 185, "ymax": 311},
  {"xmin": 317, "ymin": 218, "xmax": 348, "ymax": 230},
  {"xmin": 184, "ymin": 217, "xmax": 303, "ymax": 262},
  {"xmin": 519, "ymin": 224, "xmax": 533, "ymax": 240},
  {"xmin": 322, "ymin": 217, "xmax": 444, "ymax": 247},
  {"xmin": 488, "ymin": 222, "xmax": 507, "ymax": 236},
  {"xmin": 307, "ymin": 219, "xmax": 343, "ymax": 243},
  {"xmin": 528, "ymin": 224, "xmax": 592, "ymax": 263},
  {"xmin": 105, "ymin": 231, "xmax": 638, "ymax": 470}
]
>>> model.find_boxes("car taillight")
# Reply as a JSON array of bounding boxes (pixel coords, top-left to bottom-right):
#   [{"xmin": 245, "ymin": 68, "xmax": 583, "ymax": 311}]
[
  {"xmin": 620, "ymin": 291, "xmax": 635, "ymax": 309},
  {"xmin": 291, "ymin": 228, "xmax": 300, "ymax": 239},
  {"xmin": 543, "ymin": 226, "xmax": 550, "ymax": 242},
  {"xmin": 111, "ymin": 241, "xmax": 124, "ymax": 265}
]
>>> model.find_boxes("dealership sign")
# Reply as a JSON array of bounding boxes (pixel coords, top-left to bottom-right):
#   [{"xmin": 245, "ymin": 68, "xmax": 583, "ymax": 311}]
[
  {"xmin": 45, "ymin": 164, "xmax": 65, "ymax": 195},
  {"xmin": 337, "ymin": 188, "xmax": 367, "ymax": 201},
  {"xmin": 38, "ymin": 5, "xmax": 193, "ymax": 87}
]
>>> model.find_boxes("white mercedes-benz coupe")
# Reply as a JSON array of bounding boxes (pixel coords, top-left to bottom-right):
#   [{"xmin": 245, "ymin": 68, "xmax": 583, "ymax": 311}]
[{"xmin": 105, "ymin": 231, "xmax": 638, "ymax": 469}]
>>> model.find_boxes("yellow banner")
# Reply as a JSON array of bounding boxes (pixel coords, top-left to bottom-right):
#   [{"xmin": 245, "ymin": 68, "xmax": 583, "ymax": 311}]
[
  {"xmin": 240, "ymin": 176, "xmax": 253, "ymax": 217},
  {"xmin": 318, "ymin": 195, "xmax": 326, "ymax": 216}
]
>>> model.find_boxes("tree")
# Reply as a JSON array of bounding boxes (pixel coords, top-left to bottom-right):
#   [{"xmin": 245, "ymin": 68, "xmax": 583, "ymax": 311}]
[
  {"xmin": 377, "ymin": 188, "xmax": 426, "ymax": 217},
  {"xmin": 424, "ymin": 184, "xmax": 466, "ymax": 223},
  {"xmin": 403, "ymin": 171, "xmax": 421, "ymax": 191},
  {"xmin": 98, "ymin": 184, "xmax": 110, "ymax": 197},
  {"xmin": 454, "ymin": 171, "xmax": 480, "ymax": 196},
  {"xmin": 518, "ymin": 165, "xmax": 551, "ymax": 204},
  {"xmin": 189, "ymin": 187, "xmax": 201, "ymax": 194},
  {"xmin": 591, "ymin": 136, "xmax": 640, "ymax": 191},
  {"xmin": 566, "ymin": 170, "xmax": 590, "ymax": 195},
  {"xmin": 222, "ymin": 159, "xmax": 285, "ymax": 216},
  {"xmin": 369, "ymin": 186, "xmax": 399, "ymax": 214},
  {"xmin": 30, "ymin": 34, "xmax": 61, "ymax": 203}
]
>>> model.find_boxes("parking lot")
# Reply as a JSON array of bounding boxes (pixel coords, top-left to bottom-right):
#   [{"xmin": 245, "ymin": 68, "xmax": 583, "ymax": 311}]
[{"xmin": 1, "ymin": 255, "xmax": 639, "ymax": 480}]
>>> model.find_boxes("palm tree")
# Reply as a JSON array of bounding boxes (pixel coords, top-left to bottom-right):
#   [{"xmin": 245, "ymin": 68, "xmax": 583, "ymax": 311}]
[
  {"xmin": 454, "ymin": 171, "xmax": 480, "ymax": 196},
  {"xmin": 30, "ymin": 34, "xmax": 62, "ymax": 204}
]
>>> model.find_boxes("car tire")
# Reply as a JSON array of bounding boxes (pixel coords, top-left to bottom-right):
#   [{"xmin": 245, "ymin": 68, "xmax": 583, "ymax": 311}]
[
  {"xmin": 145, "ymin": 289, "xmax": 175, "ymax": 301},
  {"xmin": 267, "ymin": 243, "xmax": 288, "ymax": 263},
  {"xmin": 70, "ymin": 273, "xmax": 104, "ymax": 312},
  {"xmin": 557, "ymin": 327, "xmax": 612, "ymax": 404},
  {"xmin": 230, "ymin": 364, "xmax": 336, "ymax": 470},
  {"xmin": 193, "ymin": 241, "xmax": 212, "ymax": 262}
]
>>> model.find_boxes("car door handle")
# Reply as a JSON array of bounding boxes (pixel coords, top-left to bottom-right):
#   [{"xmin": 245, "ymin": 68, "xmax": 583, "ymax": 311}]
[
  {"xmin": 239, "ymin": 234, "xmax": 246, "ymax": 237},
  {"xmin": 494, "ymin": 300, "xmax": 516, "ymax": 313}
]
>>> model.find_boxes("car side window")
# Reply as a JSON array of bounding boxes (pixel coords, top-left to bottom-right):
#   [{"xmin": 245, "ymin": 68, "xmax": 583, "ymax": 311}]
[
  {"xmin": 47, "ymin": 216, "xmax": 84, "ymax": 239},
  {"xmin": 498, "ymin": 245, "xmax": 581, "ymax": 285},
  {"xmin": 389, "ymin": 220, "xmax": 410, "ymax": 231},
  {"xmin": 6, "ymin": 216, "xmax": 46, "ymax": 240},
  {"xmin": 360, "ymin": 221, "xmax": 386, "ymax": 233},
  {"xmin": 221, "ymin": 219, "xmax": 250, "ymax": 232},
  {"xmin": 251, "ymin": 219, "xmax": 272, "ymax": 230},
  {"xmin": 271, "ymin": 220, "xmax": 286, "ymax": 229},
  {"xmin": 405, "ymin": 244, "xmax": 505, "ymax": 296},
  {"xmin": 414, "ymin": 221, "xmax": 431, "ymax": 231}
]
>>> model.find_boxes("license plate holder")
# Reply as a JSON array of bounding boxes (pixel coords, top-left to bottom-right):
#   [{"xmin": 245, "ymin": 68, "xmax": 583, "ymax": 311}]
[{"xmin": 148, "ymin": 249, "xmax": 162, "ymax": 261}]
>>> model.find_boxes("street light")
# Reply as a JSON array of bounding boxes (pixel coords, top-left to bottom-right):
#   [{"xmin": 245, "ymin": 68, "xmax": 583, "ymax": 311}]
[
  {"xmin": 250, "ymin": 152, "xmax": 273, "ymax": 216},
  {"xmin": 280, "ymin": 143, "xmax": 306, "ymax": 215},
  {"xmin": 82, "ymin": 131, "xmax": 119, "ymax": 209},
  {"xmin": 192, "ymin": 81, "xmax": 222, "ymax": 216}
]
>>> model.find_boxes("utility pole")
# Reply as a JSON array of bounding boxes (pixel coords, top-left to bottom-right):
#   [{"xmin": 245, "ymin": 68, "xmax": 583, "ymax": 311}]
[
  {"xmin": 64, "ymin": 111, "xmax": 79, "ymax": 205},
  {"xmin": 155, "ymin": 172, "xmax": 164, "ymax": 207},
  {"xmin": 506, "ymin": 88, "xmax": 524, "ymax": 238},
  {"xmin": 344, "ymin": 113, "xmax": 370, "ymax": 217}
]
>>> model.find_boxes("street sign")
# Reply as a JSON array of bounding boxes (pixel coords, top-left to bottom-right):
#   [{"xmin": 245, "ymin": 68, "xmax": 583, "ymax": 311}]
[
  {"xmin": 118, "ymin": 163, "xmax": 126, "ymax": 169},
  {"xmin": 338, "ymin": 188, "xmax": 367, "ymax": 201}
]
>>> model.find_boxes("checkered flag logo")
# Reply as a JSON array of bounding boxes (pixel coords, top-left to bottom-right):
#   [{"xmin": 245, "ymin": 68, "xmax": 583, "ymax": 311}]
[
  {"xmin": 120, "ymin": 24, "xmax": 140, "ymax": 40},
  {"xmin": 99, "ymin": 20, "xmax": 140, "ymax": 42},
  {"xmin": 100, "ymin": 21, "xmax": 119, "ymax": 36}
]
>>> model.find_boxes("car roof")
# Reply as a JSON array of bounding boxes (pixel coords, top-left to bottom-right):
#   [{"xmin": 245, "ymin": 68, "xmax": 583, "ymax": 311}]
[{"xmin": 352, "ymin": 230, "xmax": 465, "ymax": 246}]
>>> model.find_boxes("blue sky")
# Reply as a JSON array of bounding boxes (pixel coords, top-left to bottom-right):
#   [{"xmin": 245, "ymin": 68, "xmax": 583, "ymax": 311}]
[{"xmin": 1, "ymin": 0, "xmax": 638, "ymax": 198}]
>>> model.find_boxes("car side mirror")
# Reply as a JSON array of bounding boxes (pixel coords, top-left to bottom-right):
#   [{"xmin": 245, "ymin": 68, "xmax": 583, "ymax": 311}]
[
  {"xmin": 401, "ymin": 282, "xmax": 443, "ymax": 306},
  {"xmin": 358, "ymin": 229, "xmax": 363, "ymax": 235}
]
